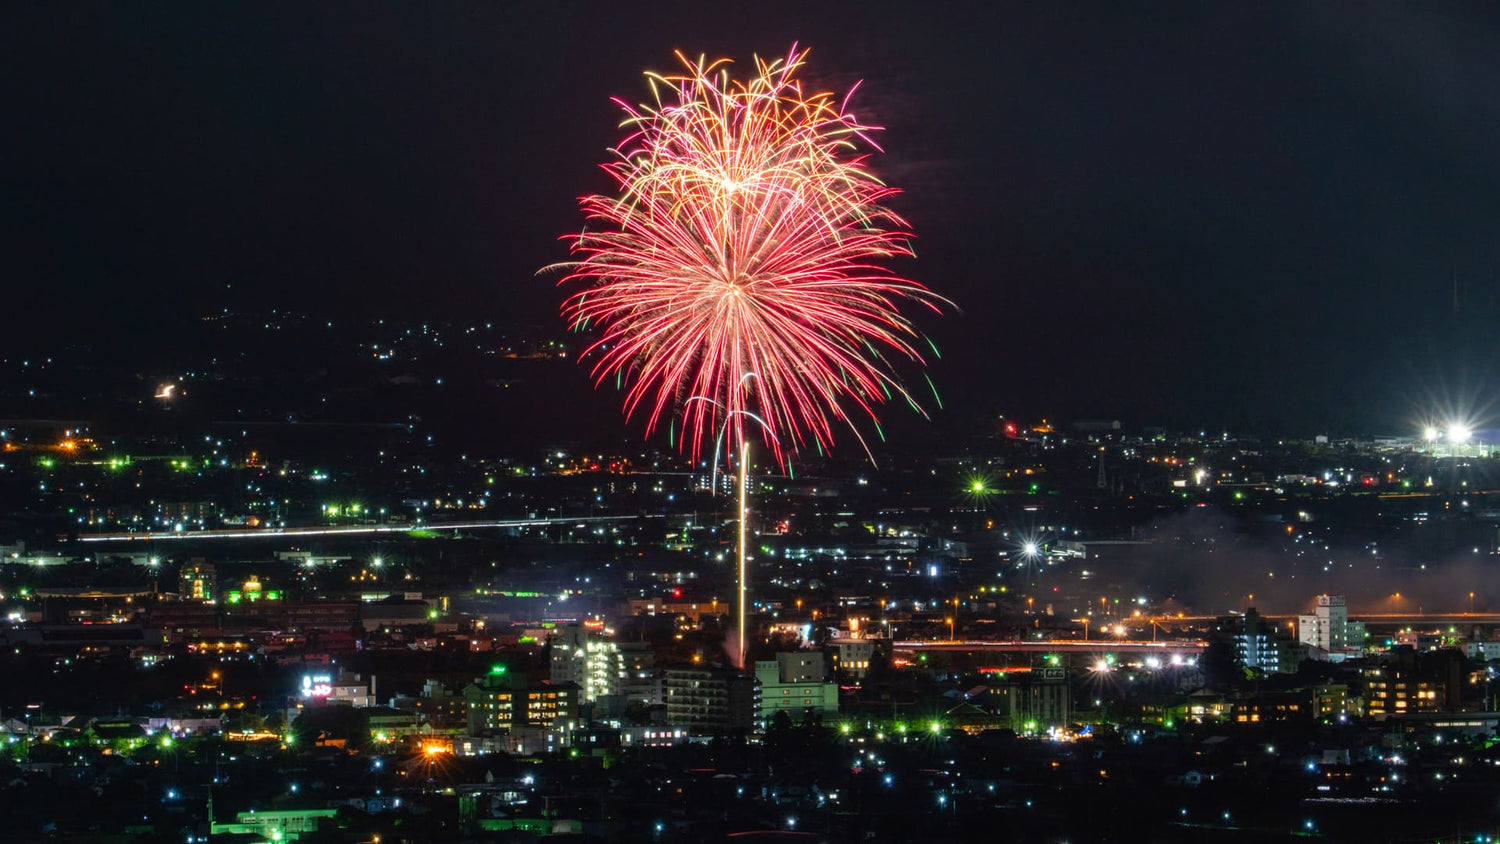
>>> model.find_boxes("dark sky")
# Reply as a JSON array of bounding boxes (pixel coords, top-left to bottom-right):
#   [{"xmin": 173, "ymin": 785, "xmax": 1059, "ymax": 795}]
[{"xmin": 5, "ymin": 2, "xmax": 1499, "ymax": 434}]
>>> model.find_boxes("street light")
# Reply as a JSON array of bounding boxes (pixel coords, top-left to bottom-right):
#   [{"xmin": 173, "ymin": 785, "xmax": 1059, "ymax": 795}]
[{"xmin": 944, "ymin": 616, "xmax": 954, "ymax": 642}]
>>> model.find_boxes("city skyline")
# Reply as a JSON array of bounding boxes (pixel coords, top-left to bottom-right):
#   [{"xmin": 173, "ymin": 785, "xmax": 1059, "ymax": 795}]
[{"xmin": 4, "ymin": 7, "xmax": 1500, "ymax": 841}]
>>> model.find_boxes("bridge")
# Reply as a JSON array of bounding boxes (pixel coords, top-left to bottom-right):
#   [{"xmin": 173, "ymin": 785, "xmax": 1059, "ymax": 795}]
[
  {"xmin": 895, "ymin": 639, "xmax": 1207, "ymax": 657},
  {"xmin": 1122, "ymin": 613, "xmax": 1500, "ymax": 628},
  {"xmin": 70, "ymin": 514, "xmax": 647, "ymax": 544}
]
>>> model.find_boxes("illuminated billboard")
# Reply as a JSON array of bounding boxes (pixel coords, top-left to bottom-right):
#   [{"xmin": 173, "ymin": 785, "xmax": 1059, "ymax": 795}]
[{"xmin": 301, "ymin": 673, "xmax": 333, "ymax": 698}]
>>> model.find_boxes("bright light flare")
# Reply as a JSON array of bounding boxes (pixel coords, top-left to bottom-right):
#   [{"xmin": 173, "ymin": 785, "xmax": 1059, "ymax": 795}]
[
  {"xmin": 554, "ymin": 46, "xmax": 948, "ymax": 466},
  {"xmin": 1447, "ymin": 423, "xmax": 1472, "ymax": 444}
]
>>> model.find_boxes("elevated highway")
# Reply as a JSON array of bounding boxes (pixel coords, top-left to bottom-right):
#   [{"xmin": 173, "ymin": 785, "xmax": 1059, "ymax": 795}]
[
  {"xmin": 895, "ymin": 639, "xmax": 1206, "ymax": 657},
  {"xmin": 68, "ymin": 514, "xmax": 647, "ymax": 544}
]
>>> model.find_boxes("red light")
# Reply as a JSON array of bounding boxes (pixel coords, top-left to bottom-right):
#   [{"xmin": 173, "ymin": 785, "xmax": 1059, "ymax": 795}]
[{"xmin": 672, "ymin": 588, "xmax": 682, "ymax": 599}]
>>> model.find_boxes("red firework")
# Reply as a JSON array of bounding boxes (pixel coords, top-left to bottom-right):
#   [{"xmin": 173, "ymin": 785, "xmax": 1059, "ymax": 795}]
[{"xmin": 557, "ymin": 46, "xmax": 947, "ymax": 466}]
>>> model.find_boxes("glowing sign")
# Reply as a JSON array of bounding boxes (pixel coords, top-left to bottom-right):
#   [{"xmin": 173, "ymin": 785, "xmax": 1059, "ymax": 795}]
[{"xmin": 301, "ymin": 674, "xmax": 333, "ymax": 698}]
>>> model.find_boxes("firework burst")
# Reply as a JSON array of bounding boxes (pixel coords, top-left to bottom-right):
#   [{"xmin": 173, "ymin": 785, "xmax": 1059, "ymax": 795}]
[{"xmin": 556, "ymin": 46, "xmax": 948, "ymax": 466}]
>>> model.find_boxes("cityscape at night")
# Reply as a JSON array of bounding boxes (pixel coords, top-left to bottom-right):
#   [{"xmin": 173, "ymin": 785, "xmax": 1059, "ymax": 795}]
[{"xmin": 6, "ymin": 4, "xmax": 1500, "ymax": 843}]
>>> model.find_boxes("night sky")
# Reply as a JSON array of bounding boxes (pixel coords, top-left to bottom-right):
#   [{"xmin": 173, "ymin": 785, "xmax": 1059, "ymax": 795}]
[{"xmin": 5, "ymin": 3, "xmax": 1499, "ymax": 434}]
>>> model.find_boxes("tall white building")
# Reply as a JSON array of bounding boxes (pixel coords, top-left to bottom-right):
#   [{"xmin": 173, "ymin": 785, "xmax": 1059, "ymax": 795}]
[
  {"xmin": 1298, "ymin": 595, "xmax": 1365, "ymax": 660},
  {"xmin": 550, "ymin": 624, "xmax": 661, "ymax": 707},
  {"xmin": 551, "ymin": 624, "xmax": 620, "ymax": 703}
]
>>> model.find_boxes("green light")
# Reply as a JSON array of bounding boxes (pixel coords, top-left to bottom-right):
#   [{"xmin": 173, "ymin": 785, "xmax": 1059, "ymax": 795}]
[
  {"xmin": 840, "ymin": 723, "xmax": 851, "ymax": 734},
  {"xmin": 490, "ymin": 665, "xmax": 507, "ymax": 675},
  {"xmin": 971, "ymin": 479, "xmax": 985, "ymax": 493},
  {"xmin": 929, "ymin": 721, "xmax": 942, "ymax": 734}
]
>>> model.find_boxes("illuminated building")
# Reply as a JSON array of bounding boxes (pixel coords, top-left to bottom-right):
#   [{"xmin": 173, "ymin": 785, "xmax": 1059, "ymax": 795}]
[
  {"xmin": 1230, "ymin": 690, "xmax": 1307, "ymax": 723},
  {"xmin": 300, "ymin": 672, "xmax": 376, "ymax": 707},
  {"xmin": 178, "ymin": 559, "xmax": 216, "ymax": 602},
  {"xmin": 619, "ymin": 642, "xmax": 664, "ymax": 706},
  {"xmin": 626, "ymin": 597, "xmax": 722, "ymax": 624},
  {"xmin": 85, "ymin": 720, "xmax": 148, "ymax": 753},
  {"xmin": 664, "ymin": 666, "xmax": 759, "ymax": 734},
  {"xmin": 211, "ymin": 808, "xmax": 338, "ymax": 842},
  {"xmin": 827, "ymin": 625, "xmax": 884, "ymax": 680},
  {"xmin": 1466, "ymin": 639, "xmax": 1500, "ymax": 661},
  {"xmin": 985, "ymin": 654, "xmax": 1071, "ymax": 731},
  {"xmin": 550, "ymin": 624, "xmax": 585, "ymax": 684},
  {"xmin": 1363, "ymin": 647, "xmax": 1461, "ymax": 719},
  {"xmin": 1312, "ymin": 684, "xmax": 1355, "ymax": 720},
  {"xmin": 1297, "ymin": 595, "xmax": 1366, "ymax": 661},
  {"xmin": 1215, "ymin": 608, "xmax": 1301, "ymax": 674},
  {"xmin": 463, "ymin": 667, "xmax": 579, "ymax": 734},
  {"xmin": 413, "ymin": 679, "xmax": 466, "ymax": 728},
  {"xmin": 222, "ymin": 576, "xmax": 280, "ymax": 604},
  {"xmin": 755, "ymin": 652, "xmax": 838, "ymax": 728},
  {"xmin": 550, "ymin": 623, "xmax": 662, "ymax": 710}
]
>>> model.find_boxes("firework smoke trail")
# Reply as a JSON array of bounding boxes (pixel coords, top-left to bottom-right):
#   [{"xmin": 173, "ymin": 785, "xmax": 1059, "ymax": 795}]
[{"xmin": 556, "ymin": 46, "xmax": 948, "ymax": 466}]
